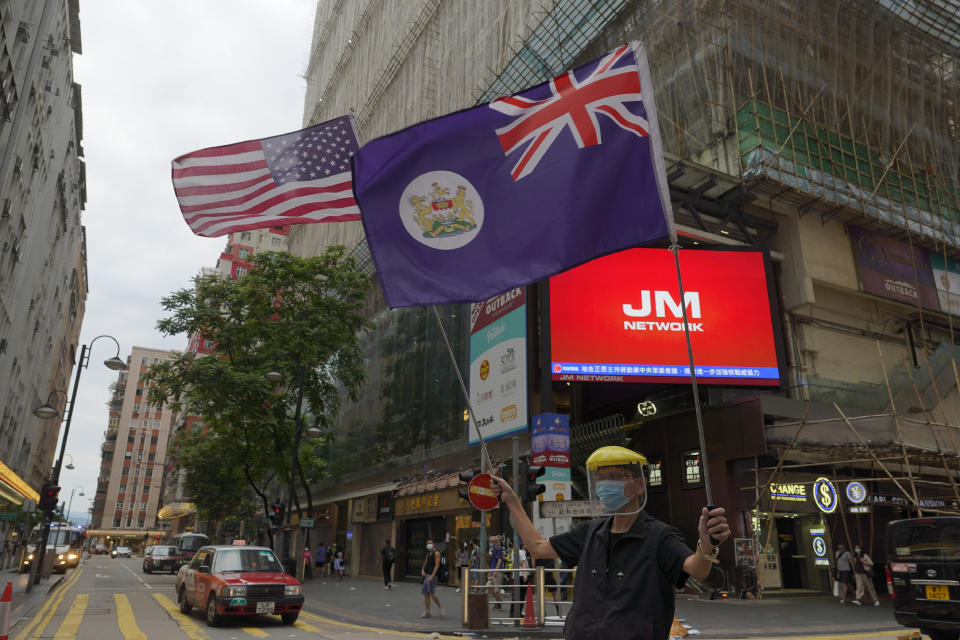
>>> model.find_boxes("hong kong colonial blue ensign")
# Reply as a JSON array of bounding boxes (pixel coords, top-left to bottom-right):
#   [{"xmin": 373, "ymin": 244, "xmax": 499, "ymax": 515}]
[{"xmin": 353, "ymin": 41, "xmax": 675, "ymax": 308}]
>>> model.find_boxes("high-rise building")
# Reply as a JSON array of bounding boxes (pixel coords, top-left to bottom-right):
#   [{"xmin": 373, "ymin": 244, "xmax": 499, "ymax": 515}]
[
  {"xmin": 0, "ymin": 0, "xmax": 88, "ymax": 501},
  {"xmin": 278, "ymin": 0, "xmax": 959, "ymax": 591},
  {"xmin": 89, "ymin": 347, "xmax": 175, "ymax": 549}
]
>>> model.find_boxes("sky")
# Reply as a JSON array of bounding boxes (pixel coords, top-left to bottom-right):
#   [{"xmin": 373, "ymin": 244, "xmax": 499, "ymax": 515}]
[{"xmin": 61, "ymin": 1, "xmax": 319, "ymax": 522}]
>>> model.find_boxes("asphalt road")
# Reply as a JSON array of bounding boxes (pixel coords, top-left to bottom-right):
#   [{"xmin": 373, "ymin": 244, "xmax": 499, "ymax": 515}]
[{"xmin": 10, "ymin": 556, "xmax": 460, "ymax": 640}]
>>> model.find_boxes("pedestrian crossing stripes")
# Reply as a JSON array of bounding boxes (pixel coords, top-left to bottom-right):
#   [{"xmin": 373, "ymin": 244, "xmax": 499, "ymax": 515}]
[
  {"xmin": 150, "ymin": 593, "xmax": 208, "ymax": 640},
  {"xmin": 52, "ymin": 593, "xmax": 87, "ymax": 639},
  {"xmin": 114, "ymin": 594, "xmax": 147, "ymax": 640},
  {"xmin": 13, "ymin": 567, "xmax": 85, "ymax": 640}
]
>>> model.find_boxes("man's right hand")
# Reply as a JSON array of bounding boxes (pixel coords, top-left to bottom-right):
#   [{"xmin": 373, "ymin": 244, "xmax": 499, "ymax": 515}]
[{"xmin": 490, "ymin": 475, "xmax": 518, "ymax": 506}]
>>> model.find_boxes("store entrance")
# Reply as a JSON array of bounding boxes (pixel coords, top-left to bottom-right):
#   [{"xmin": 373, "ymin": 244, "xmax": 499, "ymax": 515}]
[{"xmin": 776, "ymin": 517, "xmax": 804, "ymax": 588}]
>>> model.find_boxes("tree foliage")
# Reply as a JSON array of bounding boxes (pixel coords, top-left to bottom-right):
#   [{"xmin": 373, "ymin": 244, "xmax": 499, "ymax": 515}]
[{"xmin": 148, "ymin": 249, "xmax": 370, "ymax": 527}]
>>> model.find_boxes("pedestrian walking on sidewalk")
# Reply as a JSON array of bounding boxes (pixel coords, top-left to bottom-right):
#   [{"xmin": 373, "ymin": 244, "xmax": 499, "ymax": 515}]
[
  {"xmin": 333, "ymin": 547, "xmax": 345, "ymax": 582},
  {"xmin": 469, "ymin": 538, "xmax": 481, "ymax": 588},
  {"xmin": 314, "ymin": 542, "xmax": 326, "ymax": 578},
  {"xmin": 419, "ymin": 538, "xmax": 443, "ymax": 618},
  {"xmin": 455, "ymin": 541, "xmax": 469, "ymax": 593},
  {"xmin": 487, "ymin": 536, "xmax": 505, "ymax": 609},
  {"xmin": 490, "ymin": 446, "xmax": 731, "ymax": 640},
  {"xmin": 853, "ymin": 545, "xmax": 879, "ymax": 606},
  {"xmin": 381, "ymin": 539, "xmax": 396, "ymax": 589},
  {"xmin": 836, "ymin": 544, "xmax": 857, "ymax": 604},
  {"xmin": 302, "ymin": 546, "xmax": 311, "ymax": 581},
  {"xmin": 325, "ymin": 544, "xmax": 333, "ymax": 577}
]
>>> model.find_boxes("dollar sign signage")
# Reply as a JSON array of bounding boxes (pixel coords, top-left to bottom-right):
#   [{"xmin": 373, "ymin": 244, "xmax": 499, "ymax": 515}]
[{"xmin": 813, "ymin": 477, "xmax": 838, "ymax": 513}]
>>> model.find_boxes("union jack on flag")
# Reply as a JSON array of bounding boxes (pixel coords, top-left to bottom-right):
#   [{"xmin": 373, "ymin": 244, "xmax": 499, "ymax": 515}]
[{"xmin": 490, "ymin": 44, "xmax": 649, "ymax": 181}]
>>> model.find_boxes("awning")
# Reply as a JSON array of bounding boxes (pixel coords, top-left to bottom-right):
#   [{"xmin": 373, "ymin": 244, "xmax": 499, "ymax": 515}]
[
  {"xmin": 316, "ymin": 481, "xmax": 397, "ymax": 506},
  {"xmin": 0, "ymin": 459, "xmax": 40, "ymax": 504},
  {"xmin": 86, "ymin": 529, "xmax": 167, "ymax": 538},
  {"xmin": 157, "ymin": 502, "xmax": 196, "ymax": 520}
]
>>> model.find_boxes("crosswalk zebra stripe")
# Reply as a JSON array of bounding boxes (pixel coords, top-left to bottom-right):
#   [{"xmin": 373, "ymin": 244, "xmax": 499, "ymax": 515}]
[
  {"xmin": 151, "ymin": 593, "xmax": 209, "ymax": 640},
  {"xmin": 114, "ymin": 594, "xmax": 147, "ymax": 640},
  {"xmin": 240, "ymin": 626, "xmax": 270, "ymax": 637},
  {"xmin": 52, "ymin": 593, "xmax": 88, "ymax": 639}
]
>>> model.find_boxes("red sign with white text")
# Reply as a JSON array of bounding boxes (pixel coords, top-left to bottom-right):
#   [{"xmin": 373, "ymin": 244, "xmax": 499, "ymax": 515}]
[
  {"xmin": 467, "ymin": 473, "xmax": 500, "ymax": 511},
  {"xmin": 550, "ymin": 248, "xmax": 781, "ymax": 386}
]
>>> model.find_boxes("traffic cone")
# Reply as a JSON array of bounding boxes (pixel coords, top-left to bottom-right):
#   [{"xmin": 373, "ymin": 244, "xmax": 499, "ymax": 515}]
[
  {"xmin": 669, "ymin": 617, "xmax": 688, "ymax": 638},
  {"xmin": 521, "ymin": 582, "xmax": 538, "ymax": 628},
  {"xmin": 0, "ymin": 581, "xmax": 12, "ymax": 640}
]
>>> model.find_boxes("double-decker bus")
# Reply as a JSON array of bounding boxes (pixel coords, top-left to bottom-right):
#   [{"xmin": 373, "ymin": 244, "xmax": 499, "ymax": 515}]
[
  {"xmin": 171, "ymin": 531, "xmax": 209, "ymax": 561},
  {"xmin": 21, "ymin": 523, "xmax": 84, "ymax": 574}
]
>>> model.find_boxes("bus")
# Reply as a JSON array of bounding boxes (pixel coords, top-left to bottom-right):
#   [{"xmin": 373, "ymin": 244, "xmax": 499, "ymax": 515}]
[
  {"xmin": 21, "ymin": 523, "xmax": 84, "ymax": 574},
  {"xmin": 171, "ymin": 532, "xmax": 209, "ymax": 561}
]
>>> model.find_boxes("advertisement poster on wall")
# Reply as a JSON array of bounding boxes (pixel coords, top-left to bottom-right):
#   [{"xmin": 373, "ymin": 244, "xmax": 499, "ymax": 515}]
[
  {"xmin": 468, "ymin": 288, "xmax": 527, "ymax": 446},
  {"xmin": 531, "ymin": 413, "xmax": 571, "ymax": 501},
  {"xmin": 931, "ymin": 253, "xmax": 960, "ymax": 316},
  {"xmin": 849, "ymin": 226, "xmax": 940, "ymax": 310}
]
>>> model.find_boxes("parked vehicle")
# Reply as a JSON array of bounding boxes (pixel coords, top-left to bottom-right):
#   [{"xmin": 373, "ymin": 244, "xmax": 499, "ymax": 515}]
[
  {"xmin": 94, "ymin": 545, "xmax": 108, "ymax": 555},
  {"xmin": 886, "ymin": 516, "xmax": 960, "ymax": 640},
  {"xmin": 172, "ymin": 532, "xmax": 210, "ymax": 562},
  {"xmin": 143, "ymin": 545, "xmax": 181, "ymax": 574},
  {"xmin": 175, "ymin": 544, "xmax": 303, "ymax": 626},
  {"xmin": 20, "ymin": 523, "xmax": 84, "ymax": 574}
]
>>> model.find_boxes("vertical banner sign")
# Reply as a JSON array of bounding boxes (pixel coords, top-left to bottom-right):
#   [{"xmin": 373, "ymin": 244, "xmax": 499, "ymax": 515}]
[
  {"xmin": 469, "ymin": 288, "xmax": 527, "ymax": 446},
  {"xmin": 531, "ymin": 413, "xmax": 572, "ymax": 501}
]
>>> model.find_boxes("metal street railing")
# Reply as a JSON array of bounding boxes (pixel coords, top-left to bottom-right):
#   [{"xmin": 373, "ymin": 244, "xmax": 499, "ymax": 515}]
[{"xmin": 459, "ymin": 566, "xmax": 575, "ymax": 628}]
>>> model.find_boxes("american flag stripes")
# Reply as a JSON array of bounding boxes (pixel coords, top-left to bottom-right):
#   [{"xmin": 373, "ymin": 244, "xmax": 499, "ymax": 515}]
[{"xmin": 172, "ymin": 116, "xmax": 360, "ymax": 238}]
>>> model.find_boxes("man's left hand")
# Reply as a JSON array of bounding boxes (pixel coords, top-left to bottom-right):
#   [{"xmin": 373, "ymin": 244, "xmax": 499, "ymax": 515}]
[{"xmin": 698, "ymin": 506, "xmax": 731, "ymax": 549}]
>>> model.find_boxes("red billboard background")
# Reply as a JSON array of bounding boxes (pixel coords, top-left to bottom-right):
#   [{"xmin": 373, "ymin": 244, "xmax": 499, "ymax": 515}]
[{"xmin": 549, "ymin": 248, "xmax": 781, "ymax": 386}]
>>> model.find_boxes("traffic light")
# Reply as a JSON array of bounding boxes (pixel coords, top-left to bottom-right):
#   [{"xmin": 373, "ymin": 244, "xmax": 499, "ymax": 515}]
[
  {"xmin": 268, "ymin": 503, "xmax": 284, "ymax": 526},
  {"xmin": 519, "ymin": 463, "xmax": 546, "ymax": 503},
  {"xmin": 457, "ymin": 469, "xmax": 478, "ymax": 501},
  {"xmin": 39, "ymin": 484, "xmax": 61, "ymax": 513}
]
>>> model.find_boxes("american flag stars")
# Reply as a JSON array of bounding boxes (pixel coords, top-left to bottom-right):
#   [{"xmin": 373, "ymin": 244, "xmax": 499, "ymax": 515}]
[{"xmin": 263, "ymin": 121, "xmax": 357, "ymax": 185}]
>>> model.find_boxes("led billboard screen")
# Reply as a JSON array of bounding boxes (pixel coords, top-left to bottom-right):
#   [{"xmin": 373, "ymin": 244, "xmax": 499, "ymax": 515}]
[{"xmin": 550, "ymin": 248, "xmax": 782, "ymax": 386}]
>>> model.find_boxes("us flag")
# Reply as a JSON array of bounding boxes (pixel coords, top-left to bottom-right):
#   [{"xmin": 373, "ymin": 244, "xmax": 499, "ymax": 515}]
[{"xmin": 172, "ymin": 115, "xmax": 360, "ymax": 237}]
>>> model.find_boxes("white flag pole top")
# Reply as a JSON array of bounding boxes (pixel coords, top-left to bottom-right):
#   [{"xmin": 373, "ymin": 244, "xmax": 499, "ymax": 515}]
[
  {"xmin": 630, "ymin": 40, "xmax": 677, "ymax": 245},
  {"xmin": 632, "ymin": 39, "xmax": 713, "ymax": 505}
]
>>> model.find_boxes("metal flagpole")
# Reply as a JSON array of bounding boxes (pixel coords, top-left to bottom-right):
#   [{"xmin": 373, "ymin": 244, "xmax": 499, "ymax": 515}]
[
  {"xmin": 671, "ymin": 243, "xmax": 716, "ymax": 512},
  {"xmin": 430, "ymin": 305, "xmax": 493, "ymax": 473}
]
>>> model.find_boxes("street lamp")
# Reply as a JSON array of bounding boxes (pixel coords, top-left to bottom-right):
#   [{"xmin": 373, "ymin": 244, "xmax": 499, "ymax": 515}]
[
  {"xmin": 265, "ymin": 364, "xmax": 306, "ymax": 564},
  {"xmin": 66, "ymin": 486, "xmax": 85, "ymax": 523},
  {"xmin": 28, "ymin": 334, "xmax": 126, "ymax": 590}
]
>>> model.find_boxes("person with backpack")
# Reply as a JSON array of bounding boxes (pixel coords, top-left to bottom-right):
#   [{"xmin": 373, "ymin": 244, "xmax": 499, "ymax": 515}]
[{"xmin": 381, "ymin": 539, "xmax": 396, "ymax": 589}]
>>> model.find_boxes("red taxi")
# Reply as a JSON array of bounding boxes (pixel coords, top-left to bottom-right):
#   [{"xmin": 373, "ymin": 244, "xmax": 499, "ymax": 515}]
[{"xmin": 175, "ymin": 544, "xmax": 303, "ymax": 626}]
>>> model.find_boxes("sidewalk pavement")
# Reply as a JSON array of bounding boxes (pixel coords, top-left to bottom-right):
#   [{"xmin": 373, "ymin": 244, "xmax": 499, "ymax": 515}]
[
  {"xmin": 3, "ymin": 567, "xmax": 62, "ymax": 629},
  {"xmin": 299, "ymin": 574, "xmax": 907, "ymax": 638}
]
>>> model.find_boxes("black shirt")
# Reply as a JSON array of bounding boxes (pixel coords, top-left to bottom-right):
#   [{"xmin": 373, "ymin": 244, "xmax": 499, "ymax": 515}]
[{"xmin": 549, "ymin": 512, "xmax": 693, "ymax": 640}]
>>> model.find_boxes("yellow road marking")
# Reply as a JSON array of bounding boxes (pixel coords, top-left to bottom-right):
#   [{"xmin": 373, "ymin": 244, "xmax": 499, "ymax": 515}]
[
  {"xmin": 152, "ymin": 593, "xmax": 209, "ymax": 640},
  {"xmin": 240, "ymin": 626, "xmax": 269, "ymax": 637},
  {"xmin": 299, "ymin": 610, "xmax": 465, "ymax": 639},
  {"xmin": 14, "ymin": 567, "xmax": 85, "ymax": 640},
  {"xmin": 114, "ymin": 594, "xmax": 147, "ymax": 640},
  {"xmin": 293, "ymin": 619, "xmax": 323, "ymax": 634},
  {"xmin": 52, "ymin": 593, "xmax": 88, "ymax": 639},
  {"xmin": 710, "ymin": 633, "xmax": 904, "ymax": 640}
]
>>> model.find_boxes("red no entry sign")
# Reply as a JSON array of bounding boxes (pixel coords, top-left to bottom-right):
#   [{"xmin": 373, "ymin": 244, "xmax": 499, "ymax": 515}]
[{"xmin": 467, "ymin": 473, "xmax": 499, "ymax": 511}]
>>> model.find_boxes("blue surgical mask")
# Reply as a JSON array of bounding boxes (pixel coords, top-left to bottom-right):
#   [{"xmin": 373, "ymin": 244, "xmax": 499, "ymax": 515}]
[{"xmin": 596, "ymin": 480, "xmax": 629, "ymax": 511}]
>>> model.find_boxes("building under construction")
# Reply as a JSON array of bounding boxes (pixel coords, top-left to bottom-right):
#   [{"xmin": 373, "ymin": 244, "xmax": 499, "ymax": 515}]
[{"xmin": 281, "ymin": 0, "xmax": 960, "ymax": 595}]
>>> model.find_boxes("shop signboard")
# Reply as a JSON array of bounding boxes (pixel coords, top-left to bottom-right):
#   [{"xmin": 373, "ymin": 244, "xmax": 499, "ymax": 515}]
[
  {"xmin": 813, "ymin": 477, "xmax": 838, "ymax": 514},
  {"xmin": 531, "ymin": 413, "xmax": 572, "ymax": 502},
  {"xmin": 769, "ymin": 482, "xmax": 807, "ymax": 503},
  {"xmin": 469, "ymin": 288, "xmax": 527, "ymax": 445},
  {"xmin": 299, "ymin": 518, "xmax": 314, "ymax": 528},
  {"xmin": 540, "ymin": 500, "xmax": 595, "ymax": 518},
  {"xmin": 845, "ymin": 482, "xmax": 867, "ymax": 504},
  {"xmin": 376, "ymin": 493, "xmax": 393, "ymax": 522},
  {"xmin": 849, "ymin": 227, "xmax": 939, "ymax": 311},
  {"xmin": 550, "ymin": 248, "xmax": 783, "ymax": 386},
  {"xmin": 0, "ymin": 512, "xmax": 17, "ymax": 521}
]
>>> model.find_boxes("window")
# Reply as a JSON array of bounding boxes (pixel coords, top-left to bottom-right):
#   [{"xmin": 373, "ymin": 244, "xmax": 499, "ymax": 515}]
[
  {"xmin": 240, "ymin": 232, "xmax": 252, "ymax": 241},
  {"xmin": 145, "ymin": 468, "xmax": 153, "ymax": 478},
  {"xmin": 140, "ymin": 501, "xmax": 147, "ymax": 510},
  {"xmin": 116, "ymin": 501, "xmax": 124, "ymax": 509},
  {"xmin": 128, "ymin": 434, "xmax": 135, "ymax": 443},
  {"xmin": 130, "ymin": 420, "xmax": 137, "ymax": 428},
  {"xmin": 119, "ymin": 484, "xmax": 126, "ymax": 492},
  {"xmin": 681, "ymin": 450, "xmax": 703, "ymax": 488},
  {"xmin": 238, "ymin": 248, "xmax": 250, "ymax": 259},
  {"xmin": 150, "ymin": 436, "xmax": 158, "ymax": 445},
  {"xmin": 121, "ymin": 467, "xmax": 129, "ymax": 476},
  {"xmin": 124, "ymin": 451, "xmax": 132, "ymax": 458},
  {"xmin": 138, "ymin": 520, "xmax": 144, "ymax": 528},
  {"xmin": 271, "ymin": 237, "xmax": 282, "ymax": 247},
  {"xmin": 141, "ymin": 357, "xmax": 148, "ymax": 365},
  {"xmin": 143, "ymin": 484, "xmax": 150, "ymax": 492},
  {"xmin": 647, "ymin": 456, "xmax": 664, "ymax": 490},
  {"xmin": 113, "ymin": 518, "xmax": 121, "ymax": 528},
  {"xmin": 203, "ymin": 339, "xmax": 215, "ymax": 350},
  {"xmin": 137, "ymin": 452, "xmax": 142, "ymax": 461},
  {"xmin": 235, "ymin": 266, "xmax": 248, "ymax": 278},
  {"xmin": 126, "ymin": 518, "xmax": 132, "ymax": 527},
  {"xmin": 148, "ymin": 453, "xmax": 155, "ymax": 461}
]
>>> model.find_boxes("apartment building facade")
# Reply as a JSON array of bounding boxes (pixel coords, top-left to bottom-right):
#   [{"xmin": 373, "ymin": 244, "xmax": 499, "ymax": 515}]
[{"xmin": 0, "ymin": 0, "xmax": 87, "ymax": 502}]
